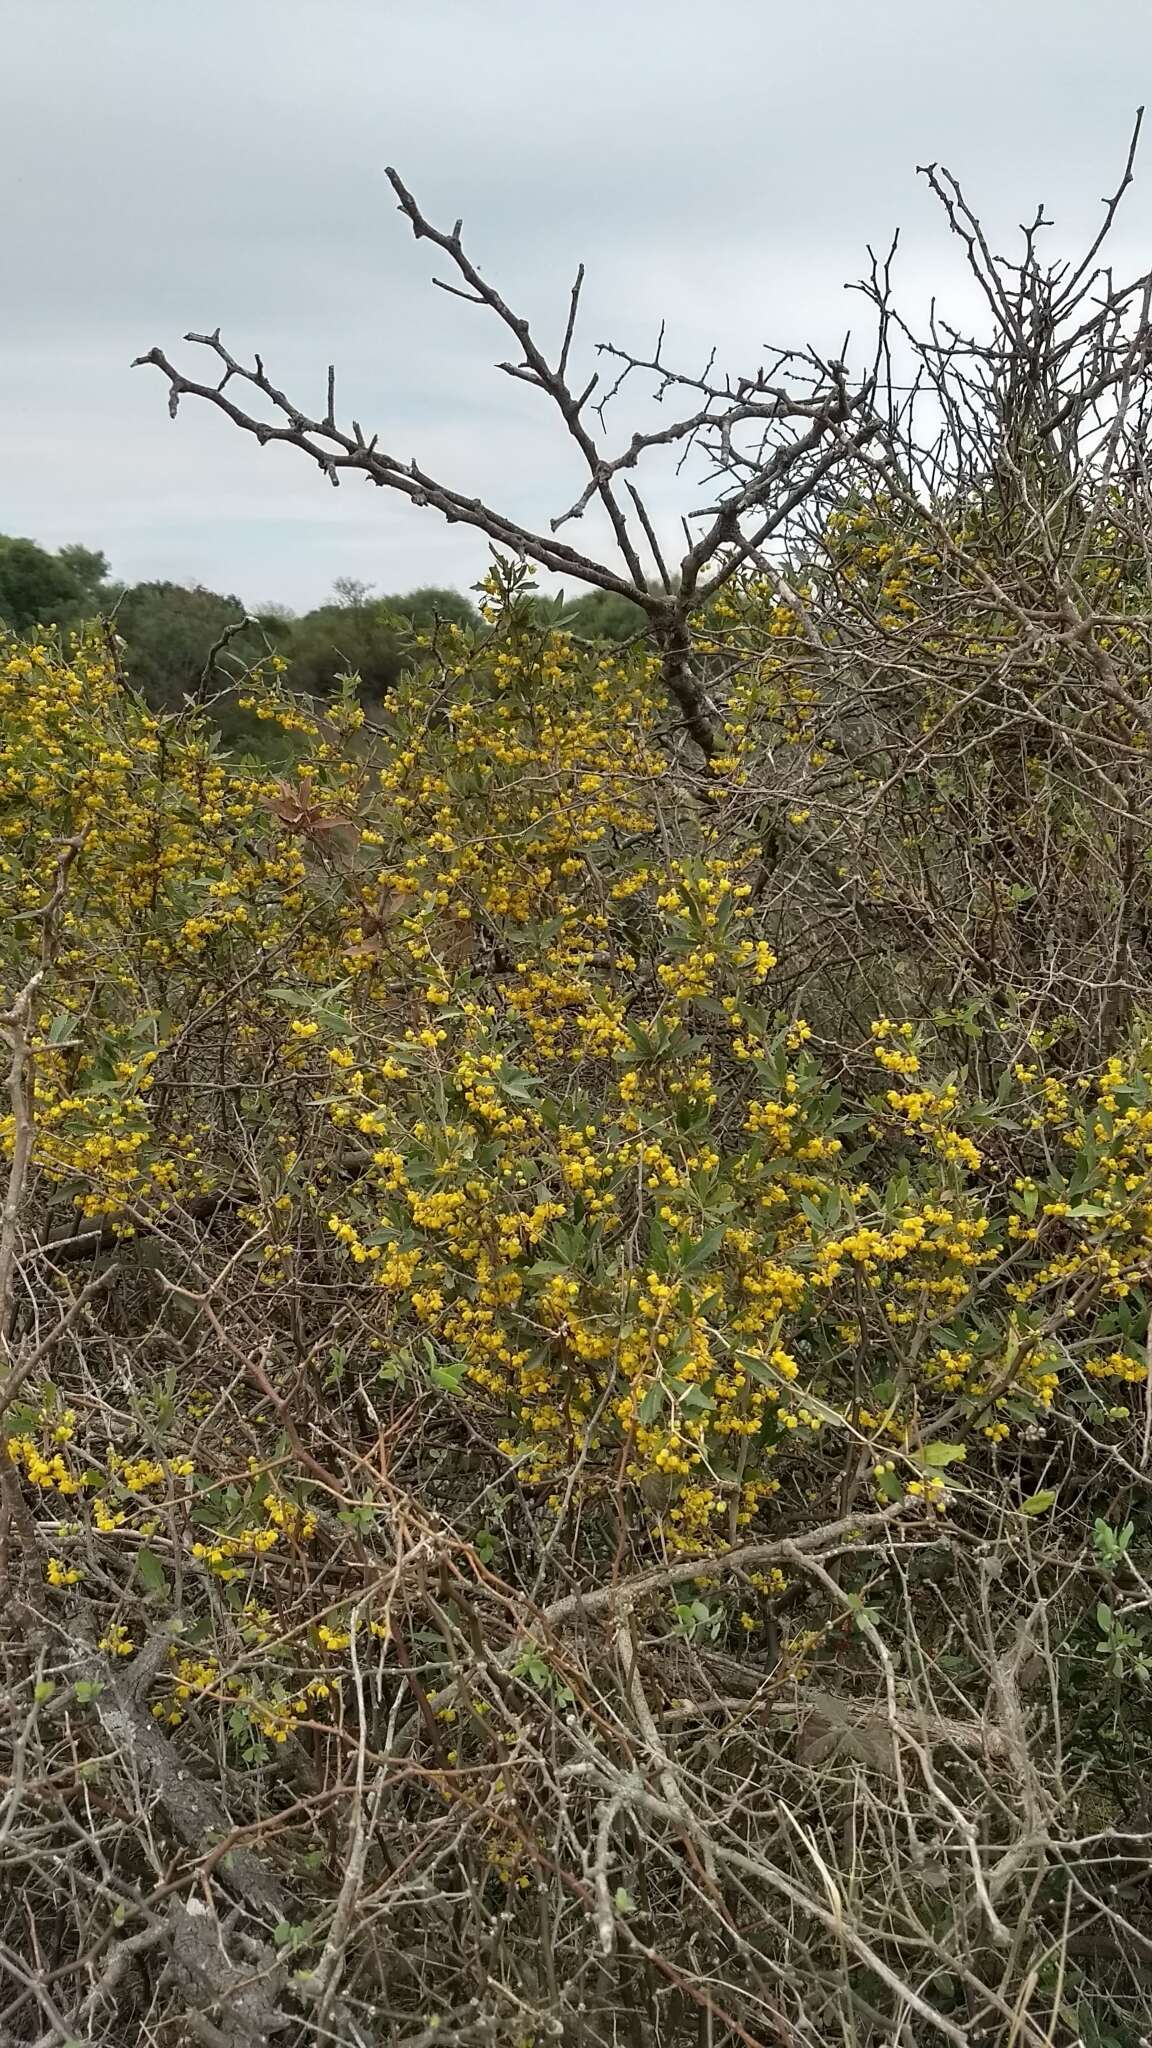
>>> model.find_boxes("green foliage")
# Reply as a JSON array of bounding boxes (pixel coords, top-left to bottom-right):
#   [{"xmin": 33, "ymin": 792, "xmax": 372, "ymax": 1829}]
[
  {"xmin": 278, "ymin": 596, "xmax": 406, "ymax": 701},
  {"xmin": 0, "ymin": 534, "xmax": 86, "ymax": 630},
  {"xmin": 555, "ymin": 587, "xmax": 648, "ymax": 640},
  {"xmin": 384, "ymin": 585, "xmax": 481, "ymax": 632},
  {"xmin": 282, "ymin": 583, "xmax": 479, "ymax": 700},
  {"xmin": 5, "ymin": 557, "xmax": 1152, "ymax": 2044},
  {"xmin": 55, "ymin": 544, "xmax": 115, "ymax": 610},
  {"xmin": 0, "ymin": 536, "xmax": 484, "ymax": 746},
  {"xmin": 112, "ymin": 580, "xmax": 275, "ymax": 708},
  {"xmin": 1093, "ymin": 1516, "xmax": 1135, "ymax": 1572}
]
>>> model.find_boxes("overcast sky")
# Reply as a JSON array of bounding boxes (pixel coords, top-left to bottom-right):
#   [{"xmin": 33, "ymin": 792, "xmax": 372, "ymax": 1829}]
[{"xmin": 4, "ymin": 0, "xmax": 1152, "ymax": 612}]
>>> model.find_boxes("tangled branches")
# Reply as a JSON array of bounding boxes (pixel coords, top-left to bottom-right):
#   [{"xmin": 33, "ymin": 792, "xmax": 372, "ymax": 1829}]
[
  {"xmin": 134, "ymin": 168, "xmax": 880, "ymax": 766},
  {"xmin": 5, "ymin": 122, "xmax": 1152, "ymax": 2046}
]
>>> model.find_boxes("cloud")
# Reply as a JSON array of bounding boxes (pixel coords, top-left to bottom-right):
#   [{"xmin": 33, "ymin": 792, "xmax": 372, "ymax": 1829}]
[{"xmin": 3, "ymin": 0, "xmax": 1150, "ymax": 607}]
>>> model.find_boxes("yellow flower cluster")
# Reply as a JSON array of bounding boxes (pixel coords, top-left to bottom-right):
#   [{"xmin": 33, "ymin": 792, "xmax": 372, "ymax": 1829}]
[{"xmin": 6, "ymin": 587, "xmax": 1152, "ymax": 1716}]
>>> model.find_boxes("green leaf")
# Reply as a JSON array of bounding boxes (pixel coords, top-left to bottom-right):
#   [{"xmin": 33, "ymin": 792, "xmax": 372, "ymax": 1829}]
[
  {"xmin": 679, "ymin": 1224, "xmax": 727, "ymax": 1273},
  {"xmin": 497, "ymin": 1071, "xmax": 541, "ymax": 1106},
  {"xmin": 614, "ymin": 1887, "xmax": 636, "ymax": 1914},
  {"xmin": 676, "ymin": 1385, "xmax": 715, "ymax": 1415},
  {"xmin": 1020, "ymin": 1490, "xmax": 1057, "ymax": 1516},
  {"xmin": 919, "ymin": 1441, "xmax": 966, "ymax": 1468},
  {"xmin": 741, "ymin": 1352, "xmax": 776, "ymax": 1386},
  {"xmin": 135, "ymin": 1548, "xmax": 170, "ymax": 1597},
  {"xmin": 638, "ymin": 1381, "xmax": 665, "ymax": 1426},
  {"xmin": 647, "ymin": 1214, "xmax": 670, "ymax": 1275}
]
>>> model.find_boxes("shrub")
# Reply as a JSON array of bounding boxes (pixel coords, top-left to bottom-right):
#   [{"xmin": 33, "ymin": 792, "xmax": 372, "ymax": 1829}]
[
  {"xmin": 8, "ymin": 137, "xmax": 1152, "ymax": 2048},
  {"xmin": 3, "ymin": 555, "xmax": 1152, "ymax": 2041}
]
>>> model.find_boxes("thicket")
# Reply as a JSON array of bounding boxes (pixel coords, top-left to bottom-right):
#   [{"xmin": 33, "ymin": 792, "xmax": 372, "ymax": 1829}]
[
  {"xmin": 5, "ymin": 134, "xmax": 1152, "ymax": 2048},
  {"xmin": 0, "ymin": 542, "xmax": 644, "ymax": 760}
]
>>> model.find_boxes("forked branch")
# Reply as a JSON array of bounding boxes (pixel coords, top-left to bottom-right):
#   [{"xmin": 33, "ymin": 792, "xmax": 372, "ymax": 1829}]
[{"xmin": 135, "ymin": 169, "xmax": 878, "ymax": 763}]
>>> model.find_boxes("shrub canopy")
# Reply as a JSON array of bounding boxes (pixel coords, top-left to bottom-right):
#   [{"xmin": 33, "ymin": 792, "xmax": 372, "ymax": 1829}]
[{"xmin": 9, "ymin": 140, "xmax": 1152, "ymax": 2048}]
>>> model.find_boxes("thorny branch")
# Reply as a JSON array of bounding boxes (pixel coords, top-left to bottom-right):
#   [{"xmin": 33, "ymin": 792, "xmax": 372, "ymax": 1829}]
[
  {"xmin": 7, "ymin": 120, "xmax": 1152, "ymax": 2048},
  {"xmin": 135, "ymin": 168, "xmax": 880, "ymax": 765}
]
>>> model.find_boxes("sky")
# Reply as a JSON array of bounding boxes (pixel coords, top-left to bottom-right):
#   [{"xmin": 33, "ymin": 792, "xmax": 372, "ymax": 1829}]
[{"xmin": 4, "ymin": 0, "xmax": 1152, "ymax": 614}]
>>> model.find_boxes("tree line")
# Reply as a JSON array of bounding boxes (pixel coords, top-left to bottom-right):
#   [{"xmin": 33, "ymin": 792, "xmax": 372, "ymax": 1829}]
[{"xmin": 0, "ymin": 530, "xmax": 647, "ymax": 729}]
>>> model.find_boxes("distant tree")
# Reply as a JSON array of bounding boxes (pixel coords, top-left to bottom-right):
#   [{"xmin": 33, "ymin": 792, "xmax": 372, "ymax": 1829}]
[
  {"xmin": 283, "ymin": 587, "xmax": 478, "ymax": 700},
  {"xmin": 56, "ymin": 544, "xmax": 117, "ymax": 611},
  {"xmin": 331, "ymin": 576, "xmax": 375, "ymax": 609},
  {"xmin": 282, "ymin": 599, "xmax": 409, "ymax": 700},
  {"xmin": 559, "ymin": 588, "xmax": 647, "ymax": 640},
  {"xmin": 386, "ymin": 586, "xmax": 479, "ymax": 632},
  {"xmin": 516, "ymin": 586, "xmax": 647, "ymax": 640},
  {"xmin": 114, "ymin": 581, "xmax": 274, "ymax": 708},
  {"xmin": 0, "ymin": 536, "xmax": 85, "ymax": 631}
]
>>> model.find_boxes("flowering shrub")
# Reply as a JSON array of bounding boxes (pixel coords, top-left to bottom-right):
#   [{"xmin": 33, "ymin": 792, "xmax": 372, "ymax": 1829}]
[
  {"xmin": 12, "ymin": 140, "xmax": 1152, "ymax": 2046},
  {"xmin": 5, "ymin": 555, "xmax": 1152, "ymax": 2044},
  {"xmin": 3, "ymin": 561, "xmax": 1151, "ymax": 1597}
]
